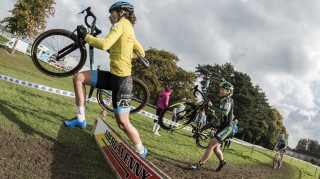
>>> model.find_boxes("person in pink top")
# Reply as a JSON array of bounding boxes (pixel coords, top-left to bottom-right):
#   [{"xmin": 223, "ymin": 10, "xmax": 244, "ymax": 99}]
[{"xmin": 152, "ymin": 86, "xmax": 171, "ymax": 136}]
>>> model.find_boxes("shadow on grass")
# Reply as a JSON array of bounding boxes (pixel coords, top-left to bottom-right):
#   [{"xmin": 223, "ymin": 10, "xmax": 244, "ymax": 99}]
[
  {"xmin": 0, "ymin": 99, "xmax": 114, "ymax": 178},
  {"xmin": 0, "ymin": 99, "xmax": 57, "ymax": 142}
]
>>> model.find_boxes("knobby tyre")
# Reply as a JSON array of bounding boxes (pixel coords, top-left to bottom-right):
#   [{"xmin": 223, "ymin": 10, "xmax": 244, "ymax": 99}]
[
  {"xmin": 158, "ymin": 100, "xmax": 197, "ymax": 131},
  {"xmin": 31, "ymin": 29, "xmax": 87, "ymax": 77},
  {"xmin": 97, "ymin": 76, "xmax": 150, "ymax": 114},
  {"xmin": 273, "ymin": 154, "xmax": 279, "ymax": 169},
  {"xmin": 196, "ymin": 123, "xmax": 217, "ymax": 148}
]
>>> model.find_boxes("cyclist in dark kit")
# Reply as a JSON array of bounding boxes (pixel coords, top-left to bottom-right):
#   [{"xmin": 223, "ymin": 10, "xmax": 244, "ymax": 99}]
[
  {"xmin": 191, "ymin": 82, "xmax": 234, "ymax": 172},
  {"xmin": 274, "ymin": 134, "xmax": 287, "ymax": 167},
  {"xmin": 64, "ymin": 1, "xmax": 147, "ymax": 158}
]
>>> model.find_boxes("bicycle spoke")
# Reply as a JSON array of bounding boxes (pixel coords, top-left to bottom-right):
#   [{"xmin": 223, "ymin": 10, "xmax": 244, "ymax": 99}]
[{"xmin": 31, "ymin": 29, "xmax": 86, "ymax": 77}]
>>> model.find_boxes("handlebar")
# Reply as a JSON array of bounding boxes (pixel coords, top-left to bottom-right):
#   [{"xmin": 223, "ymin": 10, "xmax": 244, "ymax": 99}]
[
  {"xmin": 192, "ymin": 85, "xmax": 210, "ymax": 108},
  {"xmin": 78, "ymin": 7, "xmax": 101, "ymax": 37},
  {"xmin": 193, "ymin": 85, "xmax": 206, "ymax": 99}
]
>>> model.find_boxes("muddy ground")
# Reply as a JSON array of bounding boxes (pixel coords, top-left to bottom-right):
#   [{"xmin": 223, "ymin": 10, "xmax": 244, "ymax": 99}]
[{"xmin": 0, "ymin": 128, "xmax": 292, "ymax": 179}]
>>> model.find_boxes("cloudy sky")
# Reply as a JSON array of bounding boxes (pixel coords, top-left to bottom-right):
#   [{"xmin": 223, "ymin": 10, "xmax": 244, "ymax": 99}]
[{"xmin": 2, "ymin": 0, "xmax": 320, "ymax": 148}]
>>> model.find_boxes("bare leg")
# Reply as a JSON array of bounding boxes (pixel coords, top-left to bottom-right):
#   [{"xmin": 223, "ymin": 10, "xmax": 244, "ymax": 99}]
[
  {"xmin": 213, "ymin": 144, "xmax": 223, "ymax": 161},
  {"xmin": 73, "ymin": 70, "xmax": 93, "ymax": 106},
  {"xmin": 280, "ymin": 152, "xmax": 284, "ymax": 163},
  {"xmin": 200, "ymin": 137, "xmax": 221, "ymax": 163},
  {"xmin": 115, "ymin": 112, "xmax": 141, "ymax": 145}
]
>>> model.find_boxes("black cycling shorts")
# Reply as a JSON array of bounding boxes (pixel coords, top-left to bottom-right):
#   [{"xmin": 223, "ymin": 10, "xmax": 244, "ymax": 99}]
[
  {"xmin": 214, "ymin": 126, "xmax": 233, "ymax": 144},
  {"xmin": 91, "ymin": 70, "xmax": 132, "ymax": 114},
  {"xmin": 279, "ymin": 144, "xmax": 286, "ymax": 153}
]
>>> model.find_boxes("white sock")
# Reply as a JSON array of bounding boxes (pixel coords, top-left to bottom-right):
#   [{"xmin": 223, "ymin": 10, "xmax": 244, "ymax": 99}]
[
  {"xmin": 135, "ymin": 142, "xmax": 145, "ymax": 154},
  {"xmin": 77, "ymin": 106, "xmax": 85, "ymax": 122}
]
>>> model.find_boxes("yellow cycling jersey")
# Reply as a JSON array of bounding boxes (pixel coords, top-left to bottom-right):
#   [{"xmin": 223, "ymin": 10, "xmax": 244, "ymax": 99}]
[{"xmin": 85, "ymin": 19, "xmax": 145, "ymax": 77}]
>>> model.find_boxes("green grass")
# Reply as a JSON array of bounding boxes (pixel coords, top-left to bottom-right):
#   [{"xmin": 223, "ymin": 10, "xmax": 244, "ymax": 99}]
[
  {"xmin": 0, "ymin": 45, "xmax": 319, "ymax": 178},
  {"xmin": 0, "ymin": 35, "xmax": 8, "ymax": 43},
  {"xmin": 234, "ymin": 141, "xmax": 320, "ymax": 178}
]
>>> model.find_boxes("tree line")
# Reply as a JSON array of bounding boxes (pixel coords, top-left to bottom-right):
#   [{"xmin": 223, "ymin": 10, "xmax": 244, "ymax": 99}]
[
  {"xmin": 295, "ymin": 139, "xmax": 320, "ymax": 158},
  {"xmin": 133, "ymin": 48, "xmax": 288, "ymax": 149}
]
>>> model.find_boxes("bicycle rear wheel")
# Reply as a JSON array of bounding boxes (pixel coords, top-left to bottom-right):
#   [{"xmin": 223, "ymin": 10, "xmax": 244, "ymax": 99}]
[
  {"xmin": 31, "ymin": 29, "xmax": 87, "ymax": 77},
  {"xmin": 158, "ymin": 100, "xmax": 197, "ymax": 131},
  {"xmin": 96, "ymin": 76, "xmax": 150, "ymax": 114},
  {"xmin": 273, "ymin": 154, "xmax": 279, "ymax": 169},
  {"xmin": 196, "ymin": 123, "xmax": 217, "ymax": 148}
]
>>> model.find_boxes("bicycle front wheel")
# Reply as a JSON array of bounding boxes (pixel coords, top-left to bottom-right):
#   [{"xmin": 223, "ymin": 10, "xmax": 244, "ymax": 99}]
[
  {"xmin": 196, "ymin": 123, "xmax": 217, "ymax": 149},
  {"xmin": 158, "ymin": 100, "xmax": 197, "ymax": 131},
  {"xmin": 31, "ymin": 29, "xmax": 87, "ymax": 77},
  {"xmin": 96, "ymin": 76, "xmax": 150, "ymax": 114},
  {"xmin": 273, "ymin": 154, "xmax": 279, "ymax": 169}
]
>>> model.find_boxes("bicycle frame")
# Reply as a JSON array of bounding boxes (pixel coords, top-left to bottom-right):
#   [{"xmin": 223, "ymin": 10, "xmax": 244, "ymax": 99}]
[
  {"xmin": 76, "ymin": 7, "xmax": 116, "ymax": 102},
  {"xmin": 192, "ymin": 86, "xmax": 211, "ymax": 133},
  {"xmin": 171, "ymin": 86, "xmax": 212, "ymax": 133}
]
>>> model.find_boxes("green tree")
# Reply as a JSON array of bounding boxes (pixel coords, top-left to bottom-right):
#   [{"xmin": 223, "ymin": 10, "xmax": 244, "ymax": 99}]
[
  {"xmin": 132, "ymin": 48, "xmax": 197, "ymax": 105},
  {"xmin": 307, "ymin": 139, "xmax": 319, "ymax": 153},
  {"xmin": 296, "ymin": 139, "xmax": 308, "ymax": 152},
  {"xmin": 195, "ymin": 62, "xmax": 288, "ymax": 148},
  {"xmin": 1, "ymin": 0, "xmax": 55, "ymax": 54}
]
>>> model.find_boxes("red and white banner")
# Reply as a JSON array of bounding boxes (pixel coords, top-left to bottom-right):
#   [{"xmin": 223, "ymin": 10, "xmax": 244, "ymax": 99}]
[{"xmin": 92, "ymin": 116, "xmax": 169, "ymax": 179}]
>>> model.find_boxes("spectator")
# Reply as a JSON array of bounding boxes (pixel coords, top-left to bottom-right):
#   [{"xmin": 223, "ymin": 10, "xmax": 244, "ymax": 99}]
[
  {"xmin": 192, "ymin": 109, "xmax": 206, "ymax": 138},
  {"xmin": 194, "ymin": 109, "xmax": 206, "ymax": 128},
  {"xmin": 152, "ymin": 86, "xmax": 171, "ymax": 136},
  {"xmin": 168, "ymin": 97, "xmax": 187, "ymax": 134}
]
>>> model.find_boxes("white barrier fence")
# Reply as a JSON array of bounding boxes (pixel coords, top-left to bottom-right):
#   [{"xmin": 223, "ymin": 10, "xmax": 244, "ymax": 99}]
[{"xmin": 1, "ymin": 73, "xmax": 320, "ymax": 177}]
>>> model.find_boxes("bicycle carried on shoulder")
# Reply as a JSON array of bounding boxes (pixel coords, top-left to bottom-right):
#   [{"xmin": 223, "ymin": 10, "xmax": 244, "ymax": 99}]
[
  {"xmin": 31, "ymin": 7, "xmax": 150, "ymax": 114},
  {"xmin": 158, "ymin": 85, "xmax": 218, "ymax": 148}
]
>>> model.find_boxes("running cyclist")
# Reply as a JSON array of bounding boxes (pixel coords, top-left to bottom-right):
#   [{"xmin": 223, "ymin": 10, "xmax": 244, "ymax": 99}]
[
  {"xmin": 274, "ymin": 134, "xmax": 287, "ymax": 167},
  {"xmin": 191, "ymin": 82, "xmax": 234, "ymax": 172},
  {"xmin": 64, "ymin": 1, "xmax": 147, "ymax": 158}
]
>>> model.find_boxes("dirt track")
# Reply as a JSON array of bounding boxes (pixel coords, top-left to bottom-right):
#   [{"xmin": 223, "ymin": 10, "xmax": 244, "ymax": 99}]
[{"xmin": 0, "ymin": 128, "xmax": 294, "ymax": 179}]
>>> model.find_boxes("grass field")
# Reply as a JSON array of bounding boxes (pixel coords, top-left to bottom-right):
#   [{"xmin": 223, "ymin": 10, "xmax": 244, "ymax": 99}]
[
  {"xmin": 0, "ymin": 35, "xmax": 8, "ymax": 43},
  {"xmin": 0, "ymin": 41, "xmax": 319, "ymax": 178}
]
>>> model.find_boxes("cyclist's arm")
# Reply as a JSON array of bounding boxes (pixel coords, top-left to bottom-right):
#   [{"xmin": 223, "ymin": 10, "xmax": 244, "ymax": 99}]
[
  {"xmin": 274, "ymin": 142, "xmax": 279, "ymax": 150},
  {"xmin": 164, "ymin": 95, "xmax": 169, "ymax": 107},
  {"xmin": 208, "ymin": 101, "xmax": 231, "ymax": 115},
  {"xmin": 133, "ymin": 39, "xmax": 145, "ymax": 59},
  {"xmin": 85, "ymin": 22, "xmax": 123, "ymax": 50},
  {"xmin": 284, "ymin": 140, "xmax": 288, "ymax": 149}
]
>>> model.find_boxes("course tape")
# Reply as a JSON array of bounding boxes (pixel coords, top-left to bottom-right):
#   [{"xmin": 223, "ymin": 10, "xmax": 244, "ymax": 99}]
[
  {"xmin": 0, "ymin": 73, "xmax": 192, "ymax": 131},
  {"xmin": 0, "ymin": 74, "xmax": 98, "ymax": 102}
]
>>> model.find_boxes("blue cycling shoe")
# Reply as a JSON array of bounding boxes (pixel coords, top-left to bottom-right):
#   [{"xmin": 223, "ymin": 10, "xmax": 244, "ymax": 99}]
[
  {"xmin": 64, "ymin": 118, "xmax": 87, "ymax": 129},
  {"xmin": 141, "ymin": 148, "xmax": 147, "ymax": 158}
]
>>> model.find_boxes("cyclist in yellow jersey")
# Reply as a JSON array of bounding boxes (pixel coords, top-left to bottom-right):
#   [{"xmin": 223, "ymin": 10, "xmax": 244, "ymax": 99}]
[
  {"xmin": 85, "ymin": 17, "xmax": 144, "ymax": 76},
  {"xmin": 64, "ymin": 1, "xmax": 147, "ymax": 158}
]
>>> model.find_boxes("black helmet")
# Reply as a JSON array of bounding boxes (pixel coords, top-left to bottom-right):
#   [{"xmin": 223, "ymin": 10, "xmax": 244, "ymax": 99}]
[
  {"xmin": 219, "ymin": 81, "xmax": 234, "ymax": 93},
  {"xmin": 109, "ymin": 1, "xmax": 134, "ymax": 13}
]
